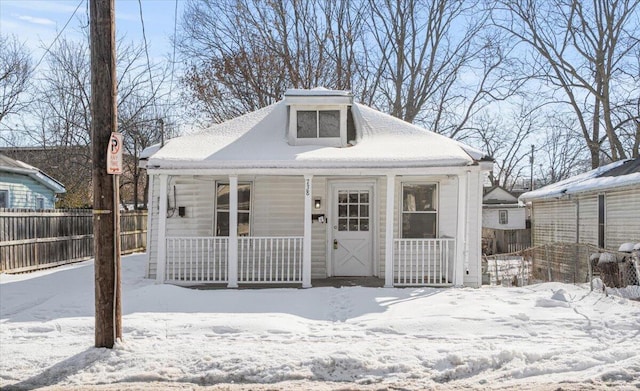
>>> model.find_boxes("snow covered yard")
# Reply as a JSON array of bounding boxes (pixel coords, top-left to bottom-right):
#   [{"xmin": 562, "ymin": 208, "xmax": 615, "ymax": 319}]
[{"xmin": 1, "ymin": 254, "xmax": 639, "ymax": 390}]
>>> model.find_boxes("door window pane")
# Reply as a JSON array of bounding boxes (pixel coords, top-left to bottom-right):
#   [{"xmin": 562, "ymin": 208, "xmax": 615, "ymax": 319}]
[
  {"xmin": 338, "ymin": 205, "xmax": 347, "ymax": 217},
  {"xmin": 338, "ymin": 218, "xmax": 348, "ymax": 231}
]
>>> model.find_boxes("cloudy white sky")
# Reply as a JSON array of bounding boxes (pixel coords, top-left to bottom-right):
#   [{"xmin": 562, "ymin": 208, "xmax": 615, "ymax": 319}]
[{"xmin": 0, "ymin": 0, "xmax": 182, "ymax": 68}]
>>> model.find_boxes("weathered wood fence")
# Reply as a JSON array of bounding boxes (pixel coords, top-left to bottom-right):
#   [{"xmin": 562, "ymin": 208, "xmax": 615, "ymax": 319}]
[{"xmin": 0, "ymin": 209, "xmax": 147, "ymax": 273}]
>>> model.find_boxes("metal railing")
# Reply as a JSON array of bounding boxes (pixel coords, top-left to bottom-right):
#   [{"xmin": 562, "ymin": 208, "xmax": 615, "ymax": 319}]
[
  {"xmin": 238, "ymin": 236, "xmax": 303, "ymax": 283},
  {"xmin": 166, "ymin": 237, "xmax": 228, "ymax": 283},
  {"xmin": 393, "ymin": 238, "xmax": 455, "ymax": 286}
]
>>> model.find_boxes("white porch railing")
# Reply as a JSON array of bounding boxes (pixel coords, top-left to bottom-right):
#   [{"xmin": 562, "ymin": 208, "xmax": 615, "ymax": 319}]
[
  {"xmin": 393, "ymin": 238, "xmax": 455, "ymax": 286},
  {"xmin": 238, "ymin": 236, "xmax": 303, "ymax": 283},
  {"xmin": 166, "ymin": 237, "xmax": 228, "ymax": 283},
  {"xmin": 164, "ymin": 236, "xmax": 303, "ymax": 284}
]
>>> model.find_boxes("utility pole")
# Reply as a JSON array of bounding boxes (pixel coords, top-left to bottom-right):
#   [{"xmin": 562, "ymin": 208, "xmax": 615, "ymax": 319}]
[
  {"xmin": 90, "ymin": 0, "xmax": 121, "ymax": 348},
  {"xmin": 529, "ymin": 144, "xmax": 535, "ymax": 191}
]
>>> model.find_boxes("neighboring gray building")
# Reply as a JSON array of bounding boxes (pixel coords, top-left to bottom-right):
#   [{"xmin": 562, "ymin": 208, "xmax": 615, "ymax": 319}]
[
  {"xmin": 0, "ymin": 153, "xmax": 66, "ymax": 209},
  {"xmin": 520, "ymin": 158, "xmax": 640, "ymax": 252}
]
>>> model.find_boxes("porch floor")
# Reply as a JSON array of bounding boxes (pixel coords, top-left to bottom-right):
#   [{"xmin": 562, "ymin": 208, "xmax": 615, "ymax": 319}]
[{"xmin": 188, "ymin": 277, "xmax": 386, "ymax": 290}]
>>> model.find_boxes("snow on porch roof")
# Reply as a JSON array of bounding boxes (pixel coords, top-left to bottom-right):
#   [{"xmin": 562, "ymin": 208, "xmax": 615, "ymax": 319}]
[
  {"xmin": 147, "ymin": 97, "xmax": 488, "ymax": 171},
  {"xmin": 519, "ymin": 158, "xmax": 640, "ymax": 202}
]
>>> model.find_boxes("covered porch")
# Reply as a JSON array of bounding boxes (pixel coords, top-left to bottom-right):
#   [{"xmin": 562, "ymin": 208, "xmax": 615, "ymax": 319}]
[{"xmin": 150, "ymin": 170, "xmax": 476, "ymax": 288}]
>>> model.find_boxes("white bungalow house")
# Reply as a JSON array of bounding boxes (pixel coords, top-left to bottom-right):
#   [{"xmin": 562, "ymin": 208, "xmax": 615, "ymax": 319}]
[
  {"xmin": 520, "ymin": 158, "xmax": 640, "ymax": 251},
  {"xmin": 143, "ymin": 88, "xmax": 493, "ymax": 288}
]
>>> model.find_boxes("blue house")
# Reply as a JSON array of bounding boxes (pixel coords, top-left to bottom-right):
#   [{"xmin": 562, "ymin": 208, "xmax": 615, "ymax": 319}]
[{"xmin": 0, "ymin": 153, "xmax": 66, "ymax": 209}]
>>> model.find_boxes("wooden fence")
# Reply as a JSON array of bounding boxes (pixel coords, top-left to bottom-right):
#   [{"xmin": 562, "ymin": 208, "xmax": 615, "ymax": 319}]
[{"xmin": 0, "ymin": 209, "xmax": 147, "ymax": 273}]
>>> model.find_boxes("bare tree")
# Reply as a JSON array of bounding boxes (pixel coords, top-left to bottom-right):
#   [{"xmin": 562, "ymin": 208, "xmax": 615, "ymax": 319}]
[
  {"xmin": 363, "ymin": 0, "xmax": 522, "ymax": 138},
  {"xmin": 0, "ymin": 34, "xmax": 33, "ymax": 140},
  {"xmin": 537, "ymin": 114, "xmax": 590, "ymax": 186},
  {"xmin": 25, "ymin": 33, "xmax": 169, "ymax": 208},
  {"xmin": 492, "ymin": 0, "xmax": 640, "ymax": 168},
  {"xmin": 470, "ymin": 102, "xmax": 538, "ymax": 190},
  {"xmin": 178, "ymin": 0, "xmax": 367, "ymax": 122}
]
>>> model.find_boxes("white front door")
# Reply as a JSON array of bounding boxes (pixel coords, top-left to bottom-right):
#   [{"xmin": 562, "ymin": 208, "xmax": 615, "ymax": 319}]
[{"xmin": 331, "ymin": 185, "xmax": 373, "ymax": 276}]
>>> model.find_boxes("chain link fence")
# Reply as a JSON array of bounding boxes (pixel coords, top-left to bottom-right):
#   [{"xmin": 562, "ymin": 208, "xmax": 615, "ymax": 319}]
[{"xmin": 482, "ymin": 243, "xmax": 640, "ymax": 298}]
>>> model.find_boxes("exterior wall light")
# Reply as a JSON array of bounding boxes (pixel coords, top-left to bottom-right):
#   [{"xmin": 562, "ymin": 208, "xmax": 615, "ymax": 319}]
[{"xmin": 314, "ymin": 198, "xmax": 322, "ymax": 209}]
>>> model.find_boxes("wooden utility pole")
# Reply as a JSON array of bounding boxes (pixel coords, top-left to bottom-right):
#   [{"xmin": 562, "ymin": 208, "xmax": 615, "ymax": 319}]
[{"xmin": 90, "ymin": 0, "xmax": 121, "ymax": 348}]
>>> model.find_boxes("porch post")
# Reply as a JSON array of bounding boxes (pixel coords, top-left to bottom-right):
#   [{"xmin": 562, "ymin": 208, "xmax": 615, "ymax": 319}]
[
  {"xmin": 156, "ymin": 174, "xmax": 168, "ymax": 283},
  {"xmin": 384, "ymin": 174, "xmax": 395, "ymax": 287},
  {"xmin": 455, "ymin": 172, "xmax": 468, "ymax": 286},
  {"xmin": 302, "ymin": 174, "xmax": 312, "ymax": 288},
  {"xmin": 228, "ymin": 175, "xmax": 239, "ymax": 288}
]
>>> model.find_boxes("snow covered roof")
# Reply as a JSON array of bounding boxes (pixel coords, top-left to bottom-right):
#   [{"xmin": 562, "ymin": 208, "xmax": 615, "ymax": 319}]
[
  {"xmin": 146, "ymin": 95, "xmax": 489, "ymax": 171},
  {"xmin": 0, "ymin": 153, "xmax": 66, "ymax": 193},
  {"xmin": 519, "ymin": 158, "xmax": 640, "ymax": 202}
]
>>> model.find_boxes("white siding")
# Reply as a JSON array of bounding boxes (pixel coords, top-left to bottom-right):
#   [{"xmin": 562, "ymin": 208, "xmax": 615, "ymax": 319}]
[
  {"xmin": 482, "ymin": 207, "xmax": 526, "ymax": 230},
  {"xmin": 577, "ymin": 194, "xmax": 598, "ymax": 246},
  {"xmin": 532, "ymin": 199, "xmax": 577, "ymax": 246},
  {"xmin": 311, "ymin": 178, "xmax": 327, "ymax": 279},
  {"xmin": 605, "ymin": 187, "xmax": 640, "ymax": 251},
  {"xmin": 464, "ymin": 171, "xmax": 483, "ymax": 287},
  {"xmin": 147, "ymin": 176, "xmax": 160, "ymax": 279}
]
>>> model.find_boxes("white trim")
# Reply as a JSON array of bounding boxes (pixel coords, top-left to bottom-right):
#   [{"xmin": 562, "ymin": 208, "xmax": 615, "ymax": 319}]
[
  {"xmin": 144, "ymin": 174, "xmax": 154, "ymax": 279},
  {"xmin": 384, "ymin": 174, "xmax": 395, "ymax": 287},
  {"xmin": 228, "ymin": 176, "xmax": 238, "ymax": 288},
  {"xmin": 302, "ymin": 175, "xmax": 312, "ymax": 287},
  {"xmin": 146, "ymin": 166, "xmax": 479, "ymax": 177},
  {"xmin": 454, "ymin": 173, "xmax": 467, "ymax": 286},
  {"xmin": 156, "ymin": 174, "xmax": 168, "ymax": 283}
]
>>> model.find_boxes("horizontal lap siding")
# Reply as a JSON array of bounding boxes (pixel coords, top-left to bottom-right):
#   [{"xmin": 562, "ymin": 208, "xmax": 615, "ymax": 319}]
[
  {"xmin": 147, "ymin": 176, "xmax": 159, "ymax": 279},
  {"xmin": 0, "ymin": 173, "xmax": 57, "ymax": 209},
  {"xmin": 311, "ymin": 178, "xmax": 327, "ymax": 278},
  {"xmin": 605, "ymin": 187, "xmax": 640, "ymax": 251},
  {"xmin": 252, "ymin": 177, "xmax": 303, "ymax": 236},
  {"xmin": 532, "ymin": 199, "xmax": 576, "ymax": 246},
  {"xmin": 578, "ymin": 195, "xmax": 598, "ymax": 246}
]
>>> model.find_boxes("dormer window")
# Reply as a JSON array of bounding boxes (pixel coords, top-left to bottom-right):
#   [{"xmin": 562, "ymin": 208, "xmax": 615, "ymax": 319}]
[
  {"xmin": 285, "ymin": 88, "xmax": 353, "ymax": 147},
  {"xmin": 297, "ymin": 110, "xmax": 340, "ymax": 138}
]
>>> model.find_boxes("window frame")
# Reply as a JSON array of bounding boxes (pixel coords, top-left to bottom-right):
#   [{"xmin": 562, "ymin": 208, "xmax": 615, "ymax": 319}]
[
  {"xmin": 36, "ymin": 197, "xmax": 45, "ymax": 210},
  {"xmin": 214, "ymin": 181, "xmax": 253, "ymax": 237},
  {"xmin": 288, "ymin": 104, "xmax": 347, "ymax": 147},
  {"xmin": 499, "ymin": 209, "xmax": 508, "ymax": 225},
  {"xmin": 400, "ymin": 182, "xmax": 438, "ymax": 239},
  {"xmin": 0, "ymin": 190, "xmax": 8, "ymax": 208}
]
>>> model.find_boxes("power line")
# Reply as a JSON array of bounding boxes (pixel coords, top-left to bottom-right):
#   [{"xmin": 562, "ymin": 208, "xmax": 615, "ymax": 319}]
[
  {"xmin": 137, "ymin": 0, "xmax": 158, "ymax": 120},
  {"xmin": 168, "ymin": 0, "xmax": 179, "ymax": 105},
  {"xmin": 33, "ymin": 0, "xmax": 84, "ymax": 71}
]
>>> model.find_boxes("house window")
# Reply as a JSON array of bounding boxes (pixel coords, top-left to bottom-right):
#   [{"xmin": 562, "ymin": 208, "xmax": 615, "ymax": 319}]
[
  {"xmin": 499, "ymin": 210, "xmax": 508, "ymax": 225},
  {"xmin": 0, "ymin": 190, "xmax": 7, "ymax": 208},
  {"xmin": 215, "ymin": 183, "xmax": 251, "ymax": 236},
  {"xmin": 297, "ymin": 110, "xmax": 340, "ymax": 138},
  {"xmin": 36, "ymin": 197, "xmax": 45, "ymax": 210},
  {"xmin": 401, "ymin": 183, "xmax": 437, "ymax": 238}
]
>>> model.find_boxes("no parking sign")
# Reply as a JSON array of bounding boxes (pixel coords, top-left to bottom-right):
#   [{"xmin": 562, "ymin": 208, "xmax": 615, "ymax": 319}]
[{"xmin": 107, "ymin": 132, "xmax": 123, "ymax": 175}]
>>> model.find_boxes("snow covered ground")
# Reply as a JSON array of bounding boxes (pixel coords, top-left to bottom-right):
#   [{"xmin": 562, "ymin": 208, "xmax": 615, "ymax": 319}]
[{"xmin": 1, "ymin": 254, "xmax": 639, "ymax": 390}]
